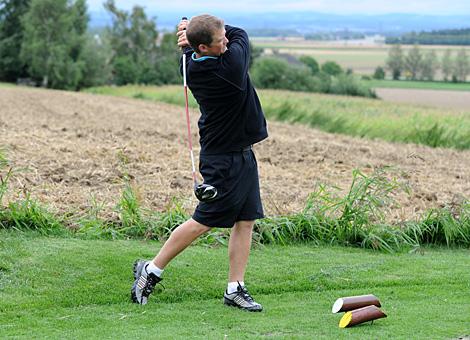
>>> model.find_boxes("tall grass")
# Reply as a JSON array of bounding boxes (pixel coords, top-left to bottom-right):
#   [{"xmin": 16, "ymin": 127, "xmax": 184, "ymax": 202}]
[
  {"xmin": 1, "ymin": 149, "xmax": 468, "ymax": 250},
  {"xmin": 0, "ymin": 150, "xmax": 11, "ymax": 205},
  {"xmin": 74, "ymin": 150, "xmax": 190, "ymax": 241},
  {"xmin": 403, "ymin": 202, "xmax": 470, "ymax": 247},
  {"xmin": 85, "ymin": 85, "xmax": 470, "ymax": 150},
  {"xmin": 0, "ymin": 195, "xmax": 64, "ymax": 234},
  {"xmin": 0, "ymin": 150, "xmax": 64, "ymax": 234},
  {"xmin": 254, "ymin": 168, "xmax": 413, "ymax": 251}
]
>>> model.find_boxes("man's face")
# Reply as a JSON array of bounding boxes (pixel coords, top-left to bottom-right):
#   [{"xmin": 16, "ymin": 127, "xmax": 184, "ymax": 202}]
[{"xmin": 200, "ymin": 28, "xmax": 228, "ymax": 56}]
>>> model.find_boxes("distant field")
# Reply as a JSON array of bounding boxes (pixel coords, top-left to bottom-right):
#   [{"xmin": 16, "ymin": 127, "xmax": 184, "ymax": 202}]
[
  {"xmin": 366, "ymin": 79, "xmax": 470, "ymax": 91},
  {"xmin": 252, "ymin": 38, "xmax": 470, "ymax": 77},
  {"xmin": 375, "ymin": 88, "xmax": 470, "ymax": 110}
]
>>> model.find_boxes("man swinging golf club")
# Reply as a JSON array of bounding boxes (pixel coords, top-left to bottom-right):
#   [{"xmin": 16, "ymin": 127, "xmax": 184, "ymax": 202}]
[{"xmin": 131, "ymin": 14, "xmax": 268, "ymax": 312}]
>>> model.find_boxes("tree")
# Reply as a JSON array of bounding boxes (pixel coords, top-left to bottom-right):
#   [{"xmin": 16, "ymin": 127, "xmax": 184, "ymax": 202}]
[
  {"xmin": 104, "ymin": 0, "xmax": 159, "ymax": 85},
  {"xmin": 441, "ymin": 49, "xmax": 453, "ymax": 82},
  {"xmin": 386, "ymin": 44, "xmax": 403, "ymax": 80},
  {"xmin": 154, "ymin": 31, "xmax": 180, "ymax": 84},
  {"xmin": 404, "ymin": 45, "xmax": 423, "ymax": 80},
  {"xmin": 373, "ymin": 66, "xmax": 385, "ymax": 80},
  {"xmin": 78, "ymin": 33, "xmax": 112, "ymax": 88},
  {"xmin": 0, "ymin": 0, "xmax": 31, "ymax": 82},
  {"xmin": 299, "ymin": 55, "xmax": 320, "ymax": 74},
  {"xmin": 420, "ymin": 50, "xmax": 439, "ymax": 81},
  {"xmin": 321, "ymin": 61, "xmax": 343, "ymax": 76},
  {"xmin": 20, "ymin": 0, "xmax": 88, "ymax": 89},
  {"xmin": 453, "ymin": 48, "xmax": 469, "ymax": 82}
]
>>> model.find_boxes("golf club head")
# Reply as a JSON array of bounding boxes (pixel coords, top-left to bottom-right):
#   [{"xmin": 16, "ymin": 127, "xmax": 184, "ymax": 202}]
[{"xmin": 194, "ymin": 183, "xmax": 218, "ymax": 202}]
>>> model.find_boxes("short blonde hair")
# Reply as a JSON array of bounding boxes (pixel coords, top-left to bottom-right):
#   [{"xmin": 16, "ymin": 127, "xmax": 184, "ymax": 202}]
[{"xmin": 186, "ymin": 14, "xmax": 224, "ymax": 53}]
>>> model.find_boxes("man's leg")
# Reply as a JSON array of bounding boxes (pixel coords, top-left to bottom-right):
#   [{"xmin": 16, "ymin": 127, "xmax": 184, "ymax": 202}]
[
  {"xmin": 228, "ymin": 220, "xmax": 254, "ymax": 282},
  {"xmin": 131, "ymin": 218, "xmax": 210, "ymax": 304},
  {"xmin": 153, "ymin": 218, "xmax": 211, "ymax": 269},
  {"xmin": 224, "ymin": 219, "xmax": 262, "ymax": 311}
]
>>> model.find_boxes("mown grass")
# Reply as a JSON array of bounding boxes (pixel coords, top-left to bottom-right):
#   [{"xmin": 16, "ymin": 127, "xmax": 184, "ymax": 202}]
[
  {"xmin": 1, "ymin": 230, "xmax": 469, "ymax": 339},
  {"xmin": 85, "ymin": 85, "xmax": 470, "ymax": 150},
  {"xmin": 365, "ymin": 79, "xmax": 470, "ymax": 91}
]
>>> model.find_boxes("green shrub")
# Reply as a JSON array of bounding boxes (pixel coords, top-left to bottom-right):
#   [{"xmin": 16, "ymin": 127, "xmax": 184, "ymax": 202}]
[
  {"xmin": 251, "ymin": 57, "xmax": 314, "ymax": 92},
  {"xmin": 299, "ymin": 55, "xmax": 320, "ymax": 74},
  {"xmin": 313, "ymin": 72, "xmax": 332, "ymax": 93},
  {"xmin": 251, "ymin": 58, "xmax": 374, "ymax": 97},
  {"xmin": 329, "ymin": 74, "xmax": 377, "ymax": 98},
  {"xmin": 321, "ymin": 61, "xmax": 343, "ymax": 76},
  {"xmin": 373, "ymin": 66, "xmax": 386, "ymax": 80}
]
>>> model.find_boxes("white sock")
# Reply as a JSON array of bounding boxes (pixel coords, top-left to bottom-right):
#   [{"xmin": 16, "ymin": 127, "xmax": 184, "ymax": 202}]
[
  {"xmin": 146, "ymin": 261, "xmax": 164, "ymax": 278},
  {"xmin": 227, "ymin": 281, "xmax": 244, "ymax": 294}
]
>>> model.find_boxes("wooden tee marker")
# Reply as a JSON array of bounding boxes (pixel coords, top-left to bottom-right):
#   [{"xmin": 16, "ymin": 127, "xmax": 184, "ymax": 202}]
[
  {"xmin": 339, "ymin": 305, "xmax": 387, "ymax": 328},
  {"xmin": 332, "ymin": 294, "xmax": 387, "ymax": 328},
  {"xmin": 332, "ymin": 294, "xmax": 381, "ymax": 313}
]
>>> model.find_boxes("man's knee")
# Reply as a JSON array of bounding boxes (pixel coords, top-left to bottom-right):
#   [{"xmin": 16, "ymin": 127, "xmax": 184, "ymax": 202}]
[
  {"xmin": 235, "ymin": 220, "xmax": 255, "ymax": 229},
  {"xmin": 187, "ymin": 218, "xmax": 212, "ymax": 235}
]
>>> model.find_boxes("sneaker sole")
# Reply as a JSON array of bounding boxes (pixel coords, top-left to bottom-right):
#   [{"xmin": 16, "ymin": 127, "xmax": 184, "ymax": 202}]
[{"xmin": 223, "ymin": 297, "xmax": 263, "ymax": 312}]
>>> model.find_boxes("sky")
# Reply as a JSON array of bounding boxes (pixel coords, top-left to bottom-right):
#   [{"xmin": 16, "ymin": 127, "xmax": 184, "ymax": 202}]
[{"xmin": 87, "ymin": 0, "xmax": 470, "ymax": 15}]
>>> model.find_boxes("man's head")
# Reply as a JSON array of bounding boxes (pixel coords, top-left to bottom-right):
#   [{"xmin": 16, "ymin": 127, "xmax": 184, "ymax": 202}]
[{"xmin": 186, "ymin": 14, "xmax": 228, "ymax": 56}]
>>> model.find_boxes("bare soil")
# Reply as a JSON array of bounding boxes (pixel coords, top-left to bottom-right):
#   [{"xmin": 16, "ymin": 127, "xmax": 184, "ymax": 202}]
[{"xmin": 1, "ymin": 87, "xmax": 469, "ymax": 222}]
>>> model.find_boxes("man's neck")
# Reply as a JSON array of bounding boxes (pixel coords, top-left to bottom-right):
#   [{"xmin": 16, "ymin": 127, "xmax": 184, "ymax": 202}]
[
  {"xmin": 193, "ymin": 52, "xmax": 218, "ymax": 60},
  {"xmin": 196, "ymin": 52, "xmax": 211, "ymax": 59}
]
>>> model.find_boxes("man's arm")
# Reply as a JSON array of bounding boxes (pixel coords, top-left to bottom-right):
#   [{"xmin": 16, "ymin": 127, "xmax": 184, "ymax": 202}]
[
  {"xmin": 224, "ymin": 25, "xmax": 250, "ymax": 73},
  {"xmin": 218, "ymin": 25, "xmax": 250, "ymax": 90}
]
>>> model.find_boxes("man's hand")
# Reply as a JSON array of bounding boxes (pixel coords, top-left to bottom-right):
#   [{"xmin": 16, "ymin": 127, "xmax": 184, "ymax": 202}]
[{"xmin": 177, "ymin": 18, "xmax": 189, "ymax": 48}]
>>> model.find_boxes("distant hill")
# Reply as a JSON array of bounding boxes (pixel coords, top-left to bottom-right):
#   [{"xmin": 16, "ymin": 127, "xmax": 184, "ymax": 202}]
[
  {"xmin": 386, "ymin": 28, "xmax": 470, "ymax": 45},
  {"xmin": 90, "ymin": 10, "xmax": 470, "ymax": 36}
]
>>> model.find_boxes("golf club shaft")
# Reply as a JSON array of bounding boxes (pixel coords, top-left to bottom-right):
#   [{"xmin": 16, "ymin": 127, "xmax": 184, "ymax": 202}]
[{"xmin": 182, "ymin": 53, "xmax": 198, "ymax": 184}]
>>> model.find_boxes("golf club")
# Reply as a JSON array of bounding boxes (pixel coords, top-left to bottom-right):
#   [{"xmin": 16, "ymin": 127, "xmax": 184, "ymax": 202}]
[{"xmin": 181, "ymin": 18, "xmax": 218, "ymax": 202}]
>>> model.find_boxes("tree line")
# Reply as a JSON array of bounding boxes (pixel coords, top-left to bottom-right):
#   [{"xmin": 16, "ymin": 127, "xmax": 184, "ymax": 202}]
[
  {"xmin": 384, "ymin": 45, "xmax": 469, "ymax": 82},
  {"xmin": 251, "ymin": 55, "xmax": 376, "ymax": 98},
  {"xmin": 386, "ymin": 28, "xmax": 470, "ymax": 46},
  {"xmin": 1, "ymin": 0, "xmax": 376, "ymax": 97},
  {"xmin": 0, "ymin": 0, "xmax": 180, "ymax": 90}
]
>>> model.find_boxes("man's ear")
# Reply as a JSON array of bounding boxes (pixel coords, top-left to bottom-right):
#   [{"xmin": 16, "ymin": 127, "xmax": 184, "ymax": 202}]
[{"xmin": 198, "ymin": 44, "xmax": 209, "ymax": 53}]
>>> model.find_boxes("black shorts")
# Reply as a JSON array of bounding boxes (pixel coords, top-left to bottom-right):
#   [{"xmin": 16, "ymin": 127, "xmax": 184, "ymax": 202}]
[{"xmin": 192, "ymin": 147, "xmax": 264, "ymax": 228}]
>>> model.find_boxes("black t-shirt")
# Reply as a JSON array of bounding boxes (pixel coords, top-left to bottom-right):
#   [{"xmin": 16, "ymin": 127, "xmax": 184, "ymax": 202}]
[{"xmin": 181, "ymin": 25, "xmax": 268, "ymax": 155}]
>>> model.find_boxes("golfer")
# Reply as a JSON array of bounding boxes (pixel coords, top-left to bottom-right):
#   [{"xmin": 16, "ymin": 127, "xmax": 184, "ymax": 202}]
[{"xmin": 131, "ymin": 14, "xmax": 268, "ymax": 312}]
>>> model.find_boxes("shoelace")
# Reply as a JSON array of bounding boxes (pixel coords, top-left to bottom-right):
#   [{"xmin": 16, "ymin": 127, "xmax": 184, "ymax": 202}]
[
  {"xmin": 144, "ymin": 274, "xmax": 164, "ymax": 294},
  {"xmin": 239, "ymin": 287, "xmax": 255, "ymax": 303}
]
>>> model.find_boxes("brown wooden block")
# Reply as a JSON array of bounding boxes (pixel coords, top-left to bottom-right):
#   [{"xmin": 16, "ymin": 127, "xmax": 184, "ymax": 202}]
[
  {"xmin": 332, "ymin": 294, "xmax": 381, "ymax": 313},
  {"xmin": 339, "ymin": 305, "xmax": 387, "ymax": 328}
]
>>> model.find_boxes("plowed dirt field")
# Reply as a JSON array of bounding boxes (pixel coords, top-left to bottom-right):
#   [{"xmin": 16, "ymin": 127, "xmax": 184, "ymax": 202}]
[{"xmin": 1, "ymin": 87, "xmax": 469, "ymax": 222}]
